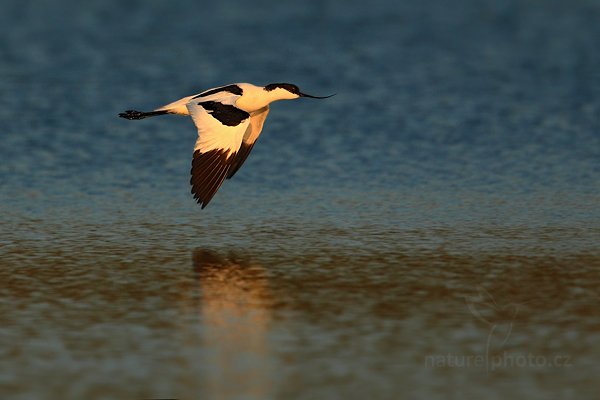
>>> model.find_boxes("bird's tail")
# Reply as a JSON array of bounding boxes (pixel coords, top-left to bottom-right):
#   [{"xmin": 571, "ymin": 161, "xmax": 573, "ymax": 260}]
[{"xmin": 118, "ymin": 109, "xmax": 170, "ymax": 120}]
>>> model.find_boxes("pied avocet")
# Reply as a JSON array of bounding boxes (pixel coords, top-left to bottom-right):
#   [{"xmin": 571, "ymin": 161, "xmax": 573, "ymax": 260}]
[{"xmin": 119, "ymin": 83, "xmax": 333, "ymax": 209}]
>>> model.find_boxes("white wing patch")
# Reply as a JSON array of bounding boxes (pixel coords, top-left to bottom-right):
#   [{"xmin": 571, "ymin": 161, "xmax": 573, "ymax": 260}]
[
  {"xmin": 225, "ymin": 106, "xmax": 271, "ymax": 180},
  {"xmin": 244, "ymin": 106, "xmax": 270, "ymax": 144},
  {"xmin": 186, "ymin": 96, "xmax": 250, "ymax": 156}
]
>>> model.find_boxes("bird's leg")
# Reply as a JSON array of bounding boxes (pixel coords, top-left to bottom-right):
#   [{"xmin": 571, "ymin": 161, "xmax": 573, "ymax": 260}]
[{"xmin": 118, "ymin": 109, "xmax": 169, "ymax": 120}]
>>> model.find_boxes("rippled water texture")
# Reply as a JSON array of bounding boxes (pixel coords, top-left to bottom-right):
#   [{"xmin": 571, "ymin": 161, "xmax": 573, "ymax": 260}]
[{"xmin": 1, "ymin": 0, "xmax": 599, "ymax": 399}]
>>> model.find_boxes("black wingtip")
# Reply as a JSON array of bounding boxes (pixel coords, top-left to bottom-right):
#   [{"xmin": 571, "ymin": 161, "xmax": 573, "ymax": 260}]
[
  {"xmin": 190, "ymin": 149, "xmax": 232, "ymax": 210},
  {"xmin": 193, "ymin": 195, "xmax": 208, "ymax": 209}
]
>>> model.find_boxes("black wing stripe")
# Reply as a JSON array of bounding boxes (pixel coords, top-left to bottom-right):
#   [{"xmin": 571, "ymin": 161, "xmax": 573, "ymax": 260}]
[
  {"xmin": 226, "ymin": 142, "xmax": 255, "ymax": 179},
  {"xmin": 191, "ymin": 84, "xmax": 244, "ymax": 99},
  {"xmin": 198, "ymin": 101, "xmax": 249, "ymax": 127}
]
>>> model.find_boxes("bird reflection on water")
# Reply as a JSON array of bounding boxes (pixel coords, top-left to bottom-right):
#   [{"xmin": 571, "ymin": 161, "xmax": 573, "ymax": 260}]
[{"xmin": 191, "ymin": 249, "xmax": 272, "ymax": 399}]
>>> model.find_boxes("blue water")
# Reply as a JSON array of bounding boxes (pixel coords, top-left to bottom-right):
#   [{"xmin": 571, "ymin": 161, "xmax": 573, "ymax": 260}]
[{"xmin": 1, "ymin": 0, "xmax": 599, "ymax": 399}]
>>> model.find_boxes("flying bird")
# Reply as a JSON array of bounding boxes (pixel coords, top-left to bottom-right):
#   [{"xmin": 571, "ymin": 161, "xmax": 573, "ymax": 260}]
[{"xmin": 119, "ymin": 83, "xmax": 333, "ymax": 209}]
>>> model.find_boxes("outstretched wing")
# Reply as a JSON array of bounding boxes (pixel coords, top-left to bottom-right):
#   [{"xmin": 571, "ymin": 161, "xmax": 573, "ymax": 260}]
[
  {"xmin": 227, "ymin": 106, "xmax": 270, "ymax": 179},
  {"xmin": 187, "ymin": 94, "xmax": 250, "ymax": 208}
]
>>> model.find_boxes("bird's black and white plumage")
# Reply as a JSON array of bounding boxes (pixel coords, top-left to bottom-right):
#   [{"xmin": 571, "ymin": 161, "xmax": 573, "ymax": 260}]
[{"xmin": 119, "ymin": 82, "xmax": 332, "ymax": 209}]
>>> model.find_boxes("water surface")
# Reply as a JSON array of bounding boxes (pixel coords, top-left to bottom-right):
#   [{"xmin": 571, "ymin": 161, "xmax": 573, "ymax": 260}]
[{"xmin": 1, "ymin": 0, "xmax": 599, "ymax": 399}]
